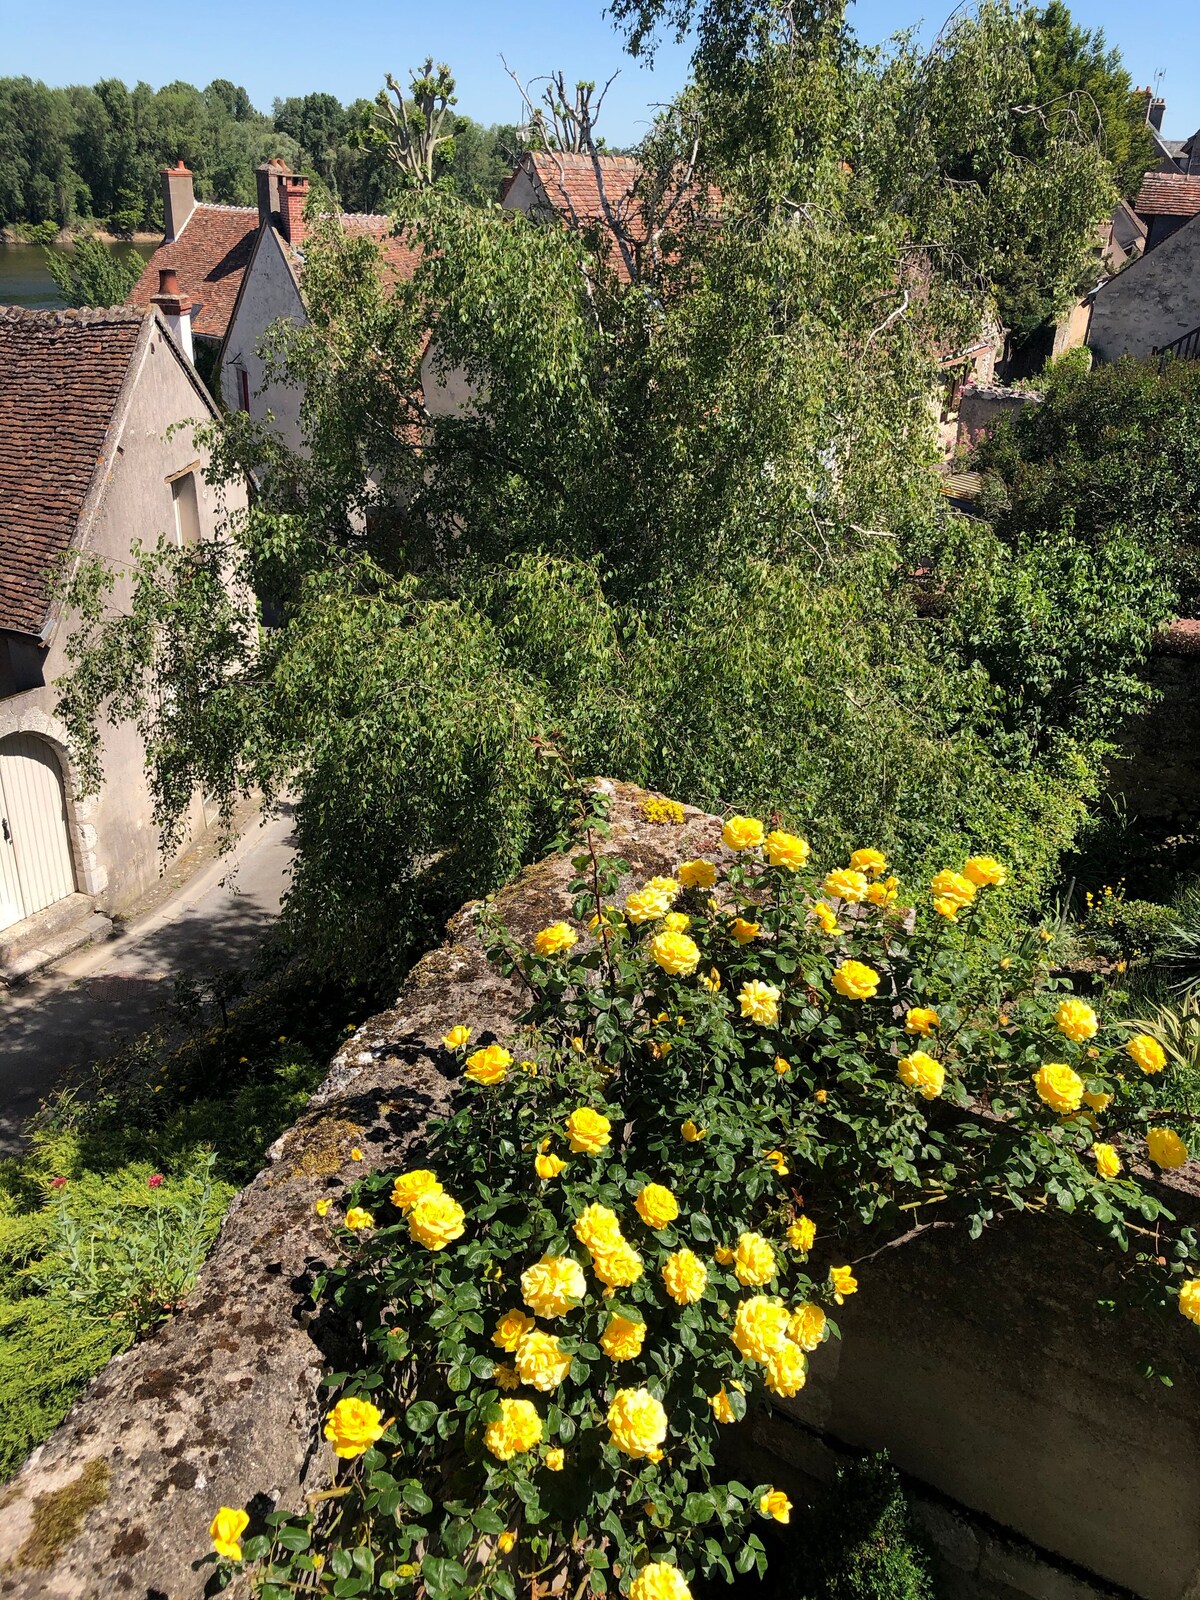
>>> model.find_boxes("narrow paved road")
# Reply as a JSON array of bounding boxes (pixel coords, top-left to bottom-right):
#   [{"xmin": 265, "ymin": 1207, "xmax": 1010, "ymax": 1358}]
[{"xmin": 0, "ymin": 807, "xmax": 296, "ymax": 1151}]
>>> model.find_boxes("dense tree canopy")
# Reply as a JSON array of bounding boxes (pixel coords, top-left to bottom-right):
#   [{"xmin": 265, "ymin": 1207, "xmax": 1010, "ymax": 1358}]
[
  {"xmin": 55, "ymin": 0, "xmax": 1170, "ymax": 983},
  {"xmin": 0, "ymin": 74, "xmax": 517, "ymax": 230}
]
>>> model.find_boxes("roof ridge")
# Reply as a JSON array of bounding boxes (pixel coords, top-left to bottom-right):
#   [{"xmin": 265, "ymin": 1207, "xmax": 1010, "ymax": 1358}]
[
  {"xmin": 0, "ymin": 304, "xmax": 148, "ymax": 325},
  {"xmin": 192, "ymin": 201, "xmax": 259, "ymax": 214}
]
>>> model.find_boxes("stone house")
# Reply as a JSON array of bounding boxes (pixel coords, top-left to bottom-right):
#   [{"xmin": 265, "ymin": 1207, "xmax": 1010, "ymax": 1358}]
[
  {"xmin": 1087, "ymin": 209, "xmax": 1200, "ymax": 362},
  {"xmin": 0, "ymin": 302, "xmax": 246, "ymax": 964},
  {"xmin": 128, "ymin": 161, "xmax": 259, "ymax": 382}
]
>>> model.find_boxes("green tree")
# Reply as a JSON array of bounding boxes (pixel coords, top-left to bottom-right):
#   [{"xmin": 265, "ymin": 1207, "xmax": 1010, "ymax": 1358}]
[
  {"xmin": 52, "ymin": 16, "xmax": 1154, "ymax": 981},
  {"xmin": 43, "ymin": 236, "xmax": 144, "ymax": 307}
]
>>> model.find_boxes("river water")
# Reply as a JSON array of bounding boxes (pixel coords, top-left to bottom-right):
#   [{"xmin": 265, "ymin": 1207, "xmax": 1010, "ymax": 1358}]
[{"xmin": 0, "ymin": 240, "xmax": 157, "ymax": 309}]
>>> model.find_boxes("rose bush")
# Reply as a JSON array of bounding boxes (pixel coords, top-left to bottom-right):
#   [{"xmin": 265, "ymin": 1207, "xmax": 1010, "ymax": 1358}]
[{"xmin": 210, "ymin": 793, "xmax": 1200, "ymax": 1600}]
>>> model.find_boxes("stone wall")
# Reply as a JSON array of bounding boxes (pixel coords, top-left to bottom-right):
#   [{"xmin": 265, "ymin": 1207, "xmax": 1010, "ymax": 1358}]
[
  {"xmin": 1, "ymin": 782, "xmax": 1197, "ymax": 1600},
  {"xmin": 1089, "ymin": 214, "xmax": 1200, "ymax": 362},
  {"xmin": 1111, "ymin": 621, "xmax": 1200, "ymax": 827}
]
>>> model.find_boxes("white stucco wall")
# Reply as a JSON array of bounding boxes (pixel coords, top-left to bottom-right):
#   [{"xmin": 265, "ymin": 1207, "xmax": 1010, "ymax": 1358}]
[
  {"xmin": 0, "ymin": 324, "xmax": 247, "ymax": 916},
  {"xmin": 1089, "ymin": 213, "xmax": 1200, "ymax": 362},
  {"xmin": 220, "ymin": 227, "xmax": 308, "ymax": 454}
]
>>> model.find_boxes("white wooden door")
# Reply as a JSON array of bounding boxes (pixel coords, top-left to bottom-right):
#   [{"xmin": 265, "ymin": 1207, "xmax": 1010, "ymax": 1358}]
[{"xmin": 0, "ymin": 735, "xmax": 76, "ymax": 931}]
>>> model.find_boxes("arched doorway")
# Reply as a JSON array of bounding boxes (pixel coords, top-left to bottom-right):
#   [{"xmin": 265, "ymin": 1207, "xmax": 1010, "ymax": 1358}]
[{"xmin": 0, "ymin": 734, "xmax": 77, "ymax": 932}]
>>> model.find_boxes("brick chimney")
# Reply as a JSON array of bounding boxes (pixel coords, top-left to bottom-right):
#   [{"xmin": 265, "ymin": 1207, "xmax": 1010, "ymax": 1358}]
[
  {"xmin": 161, "ymin": 160, "xmax": 195, "ymax": 243},
  {"xmin": 1148, "ymin": 96, "xmax": 1166, "ymax": 133},
  {"xmin": 279, "ymin": 174, "xmax": 310, "ymax": 247},
  {"xmin": 150, "ymin": 266, "xmax": 194, "ymax": 363}
]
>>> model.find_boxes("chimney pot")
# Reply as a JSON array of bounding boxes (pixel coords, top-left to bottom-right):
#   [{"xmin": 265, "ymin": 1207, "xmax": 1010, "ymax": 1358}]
[{"xmin": 158, "ymin": 267, "xmax": 181, "ymax": 297}]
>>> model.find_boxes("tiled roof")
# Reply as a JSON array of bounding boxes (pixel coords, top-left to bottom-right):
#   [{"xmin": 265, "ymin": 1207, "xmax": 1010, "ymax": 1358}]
[
  {"xmin": 0, "ymin": 306, "xmax": 146, "ymax": 635},
  {"xmin": 129, "ymin": 204, "xmax": 258, "ymax": 340},
  {"xmin": 336, "ymin": 214, "xmax": 422, "ymax": 286},
  {"xmin": 1134, "ymin": 172, "xmax": 1200, "ymax": 219}
]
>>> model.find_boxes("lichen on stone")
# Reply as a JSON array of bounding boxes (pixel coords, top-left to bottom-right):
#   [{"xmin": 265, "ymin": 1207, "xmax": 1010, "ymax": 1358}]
[
  {"xmin": 16, "ymin": 1458, "xmax": 109, "ymax": 1569},
  {"xmin": 283, "ymin": 1117, "xmax": 363, "ymax": 1179}
]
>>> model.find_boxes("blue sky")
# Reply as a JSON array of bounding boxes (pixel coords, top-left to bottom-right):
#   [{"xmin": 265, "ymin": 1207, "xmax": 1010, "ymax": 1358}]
[{"xmin": 7, "ymin": 0, "xmax": 1199, "ymax": 145}]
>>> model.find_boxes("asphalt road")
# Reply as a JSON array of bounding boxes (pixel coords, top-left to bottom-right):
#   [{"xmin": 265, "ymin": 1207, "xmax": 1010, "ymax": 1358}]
[{"xmin": 0, "ymin": 806, "xmax": 296, "ymax": 1151}]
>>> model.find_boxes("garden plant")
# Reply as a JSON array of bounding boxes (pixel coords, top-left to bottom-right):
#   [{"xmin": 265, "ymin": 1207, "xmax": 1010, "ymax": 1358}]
[{"xmin": 207, "ymin": 795, "xmax": 1200, "ymax": 1598}]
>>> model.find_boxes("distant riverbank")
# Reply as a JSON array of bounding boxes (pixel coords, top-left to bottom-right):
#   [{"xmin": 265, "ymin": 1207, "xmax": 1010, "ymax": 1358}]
[{"xmin": 0, "ymin": 237, "xmax": 157, "ymax": 310}]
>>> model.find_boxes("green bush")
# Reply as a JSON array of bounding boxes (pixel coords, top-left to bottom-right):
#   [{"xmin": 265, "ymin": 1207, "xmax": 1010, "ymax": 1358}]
[{"xmin": 788, "ymin": 1455, "xmax": 936, "ymax": 1600}]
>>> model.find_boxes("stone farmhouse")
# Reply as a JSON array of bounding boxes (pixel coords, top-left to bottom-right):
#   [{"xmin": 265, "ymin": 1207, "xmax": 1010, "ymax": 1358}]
[{"xmin": 0, "ymin": 303, "xmax": 246, "ymax": 970}]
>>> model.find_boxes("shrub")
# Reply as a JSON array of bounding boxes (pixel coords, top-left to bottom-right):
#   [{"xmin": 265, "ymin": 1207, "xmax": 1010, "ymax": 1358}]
[
  {"xmin": 788, "ymin": 1455, "xmax": 936, "ymax": 1600},
  {"xmin": 213, "ymin": 795, "xmax": 1199, "ymax": 1598}
]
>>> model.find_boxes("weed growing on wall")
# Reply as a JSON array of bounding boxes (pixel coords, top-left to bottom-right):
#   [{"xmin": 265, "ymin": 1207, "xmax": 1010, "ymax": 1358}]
[{"xmin": 210, "ymin": 792, "xmax": 1200, "ymax": 1598}]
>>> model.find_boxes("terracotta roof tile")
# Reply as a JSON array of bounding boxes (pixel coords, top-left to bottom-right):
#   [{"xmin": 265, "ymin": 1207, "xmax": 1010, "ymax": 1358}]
[
  {"xmin": 1134, "ymin": 172, "xmax": 1200, "ymax": 219},
  {"xmin": 129, "ymin": 204, "xmax": 258, "ymax": 340},
  {"xmin": 0, "ymin": 306, "xmax": 145, "ymax": 635},
  {"xmin": 335, "ymin": 214, "xmax": 422, "ymax": 286}
]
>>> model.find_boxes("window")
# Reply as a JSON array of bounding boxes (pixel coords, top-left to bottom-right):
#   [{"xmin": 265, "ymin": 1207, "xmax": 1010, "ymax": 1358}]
[
  {"xmin": 237, "ymin": 366, "xmax": 251, "ymax": 412},
  {"xmin": 171, "ymin": 470, "xmax": 201, "ymax": 546}
]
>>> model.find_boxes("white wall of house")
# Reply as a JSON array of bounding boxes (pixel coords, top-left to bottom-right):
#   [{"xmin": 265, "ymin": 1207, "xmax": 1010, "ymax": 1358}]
[
  {"xmin": 220, "ymin": 227, "xmax": 308, "ymax": 453},
  {"xmin": 1089, "ymin": 213, "xmax": 1200, "ymax": 361},
  {"xmin": 0, "ymin": 324, "xmax": 247, "ymax": 919}
]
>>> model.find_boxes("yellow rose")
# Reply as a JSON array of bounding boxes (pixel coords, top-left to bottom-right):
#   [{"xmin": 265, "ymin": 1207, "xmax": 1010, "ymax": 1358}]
[
  {"xmin": 407, "ymin": 1190, "xmax": 466, "ymax": 1251},
  {"xmin": 787, "ymin": 1216, "xmax": 816, "ymax": 1253},
  {"xmin": 1055, "ymin": 998, "xmax": 1098, "ymax": 1043},
  {"xmin": 314, "ymin": 1198, "xmax": 331, "ymax": 1217},
  {"xmin": 484, "ymin": 1397, "xmax": 543, "ymax": 1460},
  {"xmin": 708, "ymin": 1384, "xmax": 743, "ymax": 1424},
  {"xmin": 629, "ymin": 1563, "xmax": 693, "ymax": 1600},
  {"xmin": 465, "ymin": 1044, "xmax": 512, "ymax": 1085},
  {"xmin": 590, "ymin": 1240, "xmax": 644, "ymax": 1288},
  {"xmin": 209, "ymin": 1507, "xmax": 249, "ymax": 1562},
  {"xmin": 823, "ymin": 868, "xmax": 868, "ymax": 903},
  {"xmin": 850, "ymin": 848, "xmax": 887, "ymax": 877},
  {"xmin": 535, "ymin": 1152, "xmax": 567, "ymax": 1181},
  {"xmin": 662, "ymin": 911, "xmax": 691, "ymax": 932},
  {"xmin": 930, "ymin": 869, "xmax": 976, "ymax": 910},
  {"xmin": 829, "ymin": 1265, "xmax": 858, "ymax": 1303},
  {"xmin": 650, "ymin": 929, "xmax": 701, "ymax": 976},
  {"xmin": 698, "ymin": 966, "xmax": 722, "ymax": 992},
  {"xmin": 494, "ymin": 1364, "xmax": 520, "ymax": 1390},
  {"xmin": 815, "ymin": 1088, "xmax": 828, "ymax": 1104},
  {"xmin": 566, "ymin": 1106, "xmax": 612, "ymax": 1153},
  {"xmin": 905, "ymin": 1007, "xmax": 939, "ymax": 1036},
  {"xmin": 729, "ymin": 916, "xmax": 761, "ymax": 944},
  {"xmin": 533, "ymin": 922, "xmax": 578, "ymax": 957},
  {"xmin": 811, "ymin": 902, "xmax": 840, "ymax": 935},
  {"xmin": 963, "ymin": 855, "xmax": 1007, "ymax": 888},
  {"xmin": 492, "ymin": 1308, "xmax": 535, "ymax": 1352},
  {"xmin": 680, "ymin": 1119, "xmax": 706, "ymax": 1142},
  {"xmin": 626, "ymin": 886, "xmax": 674, "ymax": 924},
  {"xmin": 722, "ymin": 815, "xmax": 765, "ymax": 851},
  {"xmin": 1033, "ymin": 1063, "xmax": 1084, "ymax": 1115},
  {"xmin": 635, "ymin": 1183, "xmax": 680, "ymax": 1230},
  {"xmin": 442, "ymin": 1024, "xmax": 471, "ymax": 1049},
  {"xmin": 1126, "ymin": 1034, "xmax": 1167, "ymax": 1075},
  {"xmin": 645, "ymin": 875, "xmax": 681, "ymax": 898},
  {"xmin": 662, "ymin": 1248, "xmax": 708, "ymax": 1304},
  {"xmin": 759, "ymin": 1489, "xmax": 793, "ymax": 1524},
  {"xmin": 515, "ymin": 1329, "xmax": 571, "ymax": 1391},
  {"xmin": 574, "ymin": 1202, "xmax": 625, "ymax": 1253},
  {"xmin": 787, "ymin": 1302, "xmax": 828, "ymax": 1352},
  {"xmin": 390, "ymin": 1169, "xmax": 443, "ymax": 1212},
  {"xmin": 714, "ymin": 1244, "xmax": 734, "ymax": 1265},
  {"xmin": 734, "ymin": 1231, "xmax": 777, "ymax": 1286},
  {"xmin": 774, "ymin": 1055, "xmax": 791, "ymax": 1075},
  {"xmin": 601, "ymin": 1313, "xmax": 647, "ymax": 1360},
  {"xmin": 831, "ymin": 960, "xmax": 880, "ymax": 1000},
  {"xmin": 521, "ymin": 1254, "xmax": 587, "ymax": 1317},
  {"xmin": 764, "ymin": 1148, "xmax": 789, "ymax": 1176},
  {"xmin": 1092, "ymin": 1143, "xmax": 1121, "ymax": 1180},
  {"xmin": 739, "ymin": 980, "xmax": 781, "ymax": 1024},
  {"xmin": 866, "ymin": 876, "xmax": 899, "ymax": 907},
  {"xmin": 324, "ymin": 1396, "xmax": 385, "ymax": 1459},
  {"xmin": 1179, "ymin": 1280, "xmax": 1200, "ymax": 1326},
  {"xmin": 898, "ymin": 1051, "xmax": 945, "ymax": 1100},
  {"xmin": 677, "ymin": 858, "xmax": 717, "ymax": 889},
  {"xmin": 732, "ymin": 1295, "xmax": 789, "ymax": 1362},
  {"xmin": 349, "ymin": 1146, "xmax": 364, "ymax": 1162},
  {"xmin": 497, "ymin": 1531, "xmax": 516, "ymax": 1554},
  {"xmin": 544, "ymin": 1447, "xmax": 565, "ymax": 1470},
  {"xmin": 606, "ymin": 1387, "xmax": 668, "ymax": 1457},
  {"xmin": 344, "ymin": 1207, "xmax": 374, "ymax": 1231},
  {"xmin": 764, "ymin": 829, "xmax": 810, "ymax": 870},
  {"xmin": 1082, "ymin": 1089, "xmax": 1113, "ymax": 1113},
  {"xmin": 1147, "ymin": 1127, "xmax": 1189, "ymax": 1169},
  {"xmin": 763, "ymin": 1337, "xmax": 806, "ymax": 1397},
  {"xmin": 933, "ymin": 896, "xmax": 962, "ymax": 921}
]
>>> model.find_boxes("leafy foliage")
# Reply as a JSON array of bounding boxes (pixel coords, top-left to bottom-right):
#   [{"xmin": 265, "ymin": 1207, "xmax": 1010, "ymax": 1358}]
[
  {"xmin": 216, "ymin": 800, "xmax": 1199, "ymax": 1596},
  {"xmin": 42, "ymin": 235, "xmax": 143, "ymax": 307},
  {"xmin": 786, "ymin": 1455, "xmax": 936, "ymax": 1600}
]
